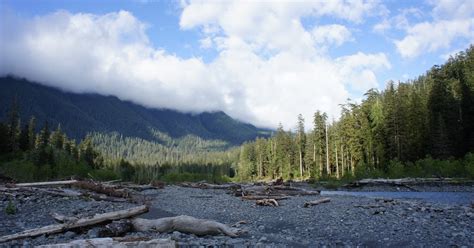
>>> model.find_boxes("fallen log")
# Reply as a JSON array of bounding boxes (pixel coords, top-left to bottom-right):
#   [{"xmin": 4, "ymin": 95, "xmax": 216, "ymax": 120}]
[
  {"xmin": 179, "ymin": 182, "xmax": 238, "ymax": 190},
  {"xmin": 304, "ymin": 198, "xmax": 331, "ymax": 207},
  {"xmin": 36, "ymin": 238, "xmax": 175, "ymax": 248},
  {"xmin": 0, "ymin": 205, "xmax": 148, "ymax": 243},
  {"xmin": 256, "ymin": 199, "xmax": 279, "ymax": 207},
  {"xmin": 131, "ymin": 215, "xmax": 244, "ymax": 237},
  {"xmin": 73, "ymin": 181, "xmax": 130, "ymax": 199},
  {"xmin": 12, "ymin": 180, "xmax": 78, "ymax": 187},
  {"xmin": 240, "ymin": 185, "xmax": 320, "ymax": 197}
]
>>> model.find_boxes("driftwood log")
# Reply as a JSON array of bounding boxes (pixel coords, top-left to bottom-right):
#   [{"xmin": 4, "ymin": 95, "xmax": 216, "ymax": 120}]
[
  {"xmin": 256, "ymin": 199, "xmax": 279, "ymax": 207},
  {"xmin": 131, "ymin": 216, "xmax": 243, "ymax": 237},
  {"xmin": 304, "ymin": 198, "xmax": 331, "ymax": 207},
  {"xmin": 12, "ymin": 180, "xmax": 78, "ymax": 187},
  {"xmin": 0, "ymin": 205, "xmax": 148, "ymax": 243},
  {"xmin": 72, "ymin": 181, "xmax": 130, "ymax": 199},
  {"xmin": 237, "ymin": 185, "xmax": 320, "ymax": 197},
  {"xmin": 36, "ymin": 238, "xmax": 175, "ymax": 248},
  {"xmin": 179, "ymin": 182, "xmax": 238, "ymax": 190}
]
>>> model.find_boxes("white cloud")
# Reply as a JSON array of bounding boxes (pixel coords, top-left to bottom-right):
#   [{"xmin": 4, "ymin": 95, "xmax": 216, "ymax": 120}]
[
  {"xmin": 431, "ymin": 0, "xmax": 474, "ymax": 20},
  {"xmin": 394, "ymin": 0, "xmax": 474, "ymax": 58},
  {"xmin": 1, "ymin": 2, "xmax": 390, "ymax": 129},
  {"xmin": 373, "ymin": 18, "xmax": 391, "ymax": 33},
  {"xmin": 199, "ymin": 36, "xmax": 212, "ymax": 48},
  {"xmin": 312, "ymin": 24, "xmax": 353, "ymax": 47},
  {"xmin": 395, "ymin": 19, "xmax": 473, "ymax": 58},
  {"xmin": 337, "ymin": 52, "xmax": 391, "ymax": 91}
]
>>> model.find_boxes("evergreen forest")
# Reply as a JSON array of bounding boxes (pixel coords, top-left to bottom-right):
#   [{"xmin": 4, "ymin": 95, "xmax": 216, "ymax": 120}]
[{"xmin": 1, "ymin": 46, "xmax": 474, "ymax": 183}]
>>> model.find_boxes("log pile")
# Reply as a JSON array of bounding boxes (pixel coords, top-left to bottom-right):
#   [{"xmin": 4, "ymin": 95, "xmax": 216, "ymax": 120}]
[
  {"xmin": 4, "ymin": 179, "xmax": 149, "ymax": 203},
  {"xmin": 0, "ymin": 205, "xmax": 245, "ymax": 244},
  {"xmin": 0, "ymin": 179, "xmax": 246, "ymax": 245},
  {"xmin": 179, "ymin": 182, "xmax": 239, "ymax": 190},
  {"xmin": 0, "ymin": 205, "xmax": 149, "ymax": 243}
]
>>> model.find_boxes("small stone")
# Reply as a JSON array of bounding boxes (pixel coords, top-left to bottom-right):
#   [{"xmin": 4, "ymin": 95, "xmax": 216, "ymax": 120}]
[
  {"xmin": 259, "ymin": 236, "xmax": 267, "ymax": 242},
  {"xmin": 258, "ymin": 225, "xmax": 264, "ymax": 230},
  {"xmin": 171, "ymin": 231, "xmax": 181, "ymax": 240},
  {"xmin": 87, "ymin": 228, "xmax": 99, "ymax": 238},
  {"xmin": 64, "ymin": 231, "xmax": 76, "ymax": 239}
]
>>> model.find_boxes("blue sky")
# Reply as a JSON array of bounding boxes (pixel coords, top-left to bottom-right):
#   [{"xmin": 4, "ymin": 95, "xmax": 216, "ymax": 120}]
[{"xmin": 1, "ymin": 0, "xmax": 473, "ymax": 128}]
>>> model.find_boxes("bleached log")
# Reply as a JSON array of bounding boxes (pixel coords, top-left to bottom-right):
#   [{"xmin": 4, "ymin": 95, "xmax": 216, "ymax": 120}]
[
  {"xmin": 13, "ymin": 180, "xmax": 78, "ymax": 187},
  {"xmin": 256, "ymin": 199, "xmax": 279, "ymax": 207},
  {"xmin": 36, "ymin": 238, "xmax": 175, "ymax": 248},
  {"xmin": 303, "ymin": 198, "xmax": 331, "ymax": 207},
  {"xmin": 131, "ymin": 215, "xmax": 243, "ymax": 237},
  {"xmin": 179, "ymin": 182, "xmax": 238, "ymax": 190},
  {"xmin": 0, "ymin": 205, "xmax": 148, "ymax": 243},
  {"xmin": 240, "ymin": 185, "xmax": 320, "ymax": 197},
  {"xmin": 73, "ymin": 181, "xmax": 130, "ymax": 199}
]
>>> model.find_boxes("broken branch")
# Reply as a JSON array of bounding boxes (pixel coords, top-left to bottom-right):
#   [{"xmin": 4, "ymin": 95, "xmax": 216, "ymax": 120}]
[{"xmin": 304, "ymin": 198, "xmax": 331, "ymax": 207}]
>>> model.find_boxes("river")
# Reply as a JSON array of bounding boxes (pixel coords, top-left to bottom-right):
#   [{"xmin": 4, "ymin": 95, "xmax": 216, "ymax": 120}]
[{"xmin": 321, "ymin": 190, "xmax": 474, "ymax": 204}]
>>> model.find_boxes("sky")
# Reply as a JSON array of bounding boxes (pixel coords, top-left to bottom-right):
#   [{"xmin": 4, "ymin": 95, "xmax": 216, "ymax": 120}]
[{"xmin": 0, "ymin": 0, "xmax": 473, "ymax": 130}]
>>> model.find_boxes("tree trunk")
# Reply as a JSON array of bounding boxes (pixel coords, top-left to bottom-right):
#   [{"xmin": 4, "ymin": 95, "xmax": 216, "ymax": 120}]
[
  {"xmin": 303, "ymin": 197, "xmax": 331, "ymax": 207},
  {"xmin": 335, "ymin": 143, "xmax": 339, "ymax": 179},
  {"xmin": 299, "ymin": 150, "xmax": 303, "ymax": 178},
  {"xmin": 325, "ymin": 124, "xmax": 330, "ymax": 176}
]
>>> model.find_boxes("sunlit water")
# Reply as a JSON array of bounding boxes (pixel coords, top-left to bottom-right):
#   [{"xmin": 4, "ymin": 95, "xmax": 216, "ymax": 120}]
[{"xmin": 321, "ymin": 191, "xmax": 474, "ymax": 204}]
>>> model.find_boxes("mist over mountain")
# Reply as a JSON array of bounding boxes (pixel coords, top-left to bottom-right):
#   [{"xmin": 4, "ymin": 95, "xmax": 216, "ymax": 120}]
[{"xmin": 0, "ymin": 76, "xmax": 270, "ymax": 146}]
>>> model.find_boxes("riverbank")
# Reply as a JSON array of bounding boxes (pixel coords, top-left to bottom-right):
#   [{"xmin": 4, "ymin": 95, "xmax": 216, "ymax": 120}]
[{"xmin": 1, "ymin": 183, "xmax": 473, "ymax": 247}]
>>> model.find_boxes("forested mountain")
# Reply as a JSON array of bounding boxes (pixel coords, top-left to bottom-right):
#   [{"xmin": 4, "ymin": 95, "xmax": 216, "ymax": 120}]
[
  {"xmin": 238, "ymin": 46, "xmax": 474, "ymax": 181},
  {"xmin": 0, "ymin": 77, "xmax": 270, "ymax": 146}
]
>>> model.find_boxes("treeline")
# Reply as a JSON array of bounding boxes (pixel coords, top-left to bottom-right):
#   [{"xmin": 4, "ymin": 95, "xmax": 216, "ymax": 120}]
[
  {"xmin": 0, "ymin": 100, "xmax": 104, "ymax": 181},
  {"xmin": 90, "ymin": 132, "xmax": 235, "ymax": 165},
  {"xmin": 0, "ymin": 100, "xmax": 237, "ymax": 183},
  {"xmin": 238, "ymin": 46, "xmax": 474, "ymax": 181}
]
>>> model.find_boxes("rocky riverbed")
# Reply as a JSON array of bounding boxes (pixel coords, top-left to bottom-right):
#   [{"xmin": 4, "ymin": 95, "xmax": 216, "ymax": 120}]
[{"xmin": 1, "ymin": 184, "xmax": 473, "ymax": 247}]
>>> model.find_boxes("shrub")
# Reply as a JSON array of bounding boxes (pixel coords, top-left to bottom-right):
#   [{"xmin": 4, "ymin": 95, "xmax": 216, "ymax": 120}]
[
  {"xmin": 5, "ymin": 200, "xmax": 16, "ymax": 215},
  {"xmin": 387, "ymin": 160, "xmax": 405, "ymax": 179},
  {"xmin": 463, "ymin": 153, "xmax": 474, "ymax": 179},
  {"xmin": 89, "ymin": 168, "xmax": 119, "ymax": 181}
]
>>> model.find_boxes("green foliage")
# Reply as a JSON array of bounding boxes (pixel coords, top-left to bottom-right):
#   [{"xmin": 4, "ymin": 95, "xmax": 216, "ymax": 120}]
[
  {"xmin": 118, "ymin": 159, "xmax": 135, "ymax": 181},
  {"xmin": 237, "ymin": 45, "xmax": 474, "ymax": 182},
  {"xmin": 160, "ymin": 172, "xmax": 231, "ymax": 184},
  {"xmin": 5, "ymin": 200, "xmax": 16, "ymax": 215},
  {"xmin": 465, "ymin": 153, "xmax": 474, "ymax": 178},
  {"xmin": 88, "ymin": 168, "xmax": 119, "ymax": 181},
  {"xmin": 387, "ymin": 160, "xmax": 405, "ymax": 179}
]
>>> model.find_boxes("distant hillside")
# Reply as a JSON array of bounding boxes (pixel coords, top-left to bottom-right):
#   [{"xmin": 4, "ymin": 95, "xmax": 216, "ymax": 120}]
[{"xmin": 0, "ymin": 76, "xmax": 270, "ymax": 146}]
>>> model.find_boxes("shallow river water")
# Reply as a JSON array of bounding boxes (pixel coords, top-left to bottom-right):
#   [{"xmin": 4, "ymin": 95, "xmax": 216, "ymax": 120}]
[{"xmin": 321, "ymin": 190, "xmax": 474, "ymax": 204}]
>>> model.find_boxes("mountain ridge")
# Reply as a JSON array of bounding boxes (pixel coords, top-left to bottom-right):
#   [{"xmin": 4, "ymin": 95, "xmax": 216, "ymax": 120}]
[{"xmin": 0, "ymin": 76, "xmax": 270, "ymax": 145}]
